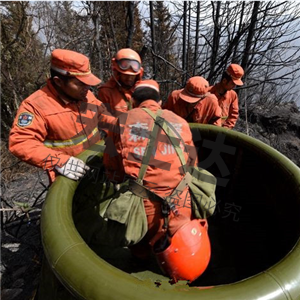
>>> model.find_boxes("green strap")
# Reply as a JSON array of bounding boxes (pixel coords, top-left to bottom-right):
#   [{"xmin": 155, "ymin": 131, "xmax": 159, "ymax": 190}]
[
  {"xmin": 142, "ymin": 108, "xmax": 187, "ymax": 173},
  {"xmin": 136, "ymin": 109, "xmax": 163, "ymax": 183},
  {"xmin": 127, "ymin": 99, "xmax": 132, "ymax": 110},
  {"xmin": 138, "ymin": 109, "xmax": 191, "ymax": 227}
]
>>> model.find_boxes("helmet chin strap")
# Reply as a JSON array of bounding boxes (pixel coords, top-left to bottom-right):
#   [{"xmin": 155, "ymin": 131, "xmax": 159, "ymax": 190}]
[
  {"xmin": 112, "ymin": 70, "xmax": 136, "ymax": 90},
  {"xmin": 112, "ymin": 70, "xmax": 122, "ymax": 87}
]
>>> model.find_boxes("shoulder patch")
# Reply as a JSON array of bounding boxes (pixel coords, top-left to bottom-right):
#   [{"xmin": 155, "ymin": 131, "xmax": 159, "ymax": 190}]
[{"xmin": 17, "ymin": 112, "xmax": 34, "ymax": 127}]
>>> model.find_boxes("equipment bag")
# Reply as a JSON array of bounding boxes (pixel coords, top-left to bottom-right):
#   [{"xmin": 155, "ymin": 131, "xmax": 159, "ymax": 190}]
[{"xmin": 103, "ymin": 182, "xmax": 148, "ymax": 246}]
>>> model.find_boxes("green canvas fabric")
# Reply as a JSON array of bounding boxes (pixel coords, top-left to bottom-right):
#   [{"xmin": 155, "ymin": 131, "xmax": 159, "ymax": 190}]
[
  {"xmin": 103, "ymin": 183, "xmax": 148, "ymax": 246},
  {"xmin": 188, "ymin": 166, "xmax": 217, "ymax": 219}
]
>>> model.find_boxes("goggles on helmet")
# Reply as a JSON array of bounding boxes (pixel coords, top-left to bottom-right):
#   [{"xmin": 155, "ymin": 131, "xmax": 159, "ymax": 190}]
[{"xmin": 116, "ymin": 59, "xmax": 141, "ymax": 73}]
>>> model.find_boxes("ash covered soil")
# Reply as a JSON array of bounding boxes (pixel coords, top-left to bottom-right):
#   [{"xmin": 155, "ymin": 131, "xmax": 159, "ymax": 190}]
[
  {"xmin": 1, "ymin": 102, "xmax": 300, "ymax": 300},
  {"xmin": 1, "ymin": 171, "xmax": 48, "ymax": 300}
]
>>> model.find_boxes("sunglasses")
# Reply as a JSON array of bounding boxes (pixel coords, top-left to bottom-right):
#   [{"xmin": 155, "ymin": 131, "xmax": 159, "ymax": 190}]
[{"xmin": 116, "ymin": 59, "xmax": 141, "ymax": 73}]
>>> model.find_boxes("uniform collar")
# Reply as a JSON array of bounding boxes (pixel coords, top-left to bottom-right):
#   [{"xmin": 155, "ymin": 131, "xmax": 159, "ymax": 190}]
[
  {"xmin": 118, "ymin": 84, "xmax": 134, "ymax": 98},
  {"xmin": 47, "ymin": 79, "xmax": 86, "ymax": 106},
  {"xmin": 138, "ymin": 100, "xmax": 161, "ymax": 111},
  {"xmin": 214, "ymin": 83, "xmax": 227, "ymax": 97}
]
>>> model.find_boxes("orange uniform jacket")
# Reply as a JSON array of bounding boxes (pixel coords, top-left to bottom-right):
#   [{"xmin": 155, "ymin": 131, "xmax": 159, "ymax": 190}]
[
  {"xmin": 208, "ymin": 84, "xmax": 239, "ymax": 129},
  {"xmin": 98, "ymin": 77, "xmax": 134, "ymax": 117},
  {"xmin": 104, "ymin": 100, "xmax": 197, "ymax": 246},
  {"xmin": 163, "ymin": 89, "xmax": 221, "ymax": 126},
  {"xmin": 9, "ymin": 79, "xmax": 114, "ymax": 182}
]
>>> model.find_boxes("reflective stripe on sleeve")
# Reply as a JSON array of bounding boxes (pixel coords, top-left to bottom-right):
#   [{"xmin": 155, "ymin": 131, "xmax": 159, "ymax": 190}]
[{"xmin": 44, "ymin": 127, "xmax": 99, "ymax": 148}]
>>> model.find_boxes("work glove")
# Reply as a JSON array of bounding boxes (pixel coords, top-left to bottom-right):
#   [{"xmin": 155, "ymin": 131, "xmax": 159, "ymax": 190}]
[{"xmin": 55, "ymin": 156, "xmax": 90, "ymax": 180}]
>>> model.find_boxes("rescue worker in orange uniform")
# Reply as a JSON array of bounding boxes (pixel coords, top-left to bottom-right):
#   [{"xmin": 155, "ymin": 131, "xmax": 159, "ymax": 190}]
[
  {"xmin": 163, "ymin": 76, "xmax": 222, "ymax": 126},
  {"xmin": 9, "ymin": 49, "xmax": 114, "ymax": 183},
  {"xmin": 104, "ymin": 80, "xmax": 201, "ymax": 263},
  {"xmin": 98, "ymin": 48, "xmax": 143, "ymax": 117},
  {"xmin": 208, "ymin": 63, "xmax": 244, "ymax": 129}
]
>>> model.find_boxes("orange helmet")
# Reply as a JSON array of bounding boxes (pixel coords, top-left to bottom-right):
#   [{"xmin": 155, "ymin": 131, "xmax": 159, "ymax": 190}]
[
  {"xmin": 155, "ymin": 219, "xmax": 211, "ymax": 283},
  {"xmin": 112, "ymin": 48, "xmax": 143, "ymax": 79}
]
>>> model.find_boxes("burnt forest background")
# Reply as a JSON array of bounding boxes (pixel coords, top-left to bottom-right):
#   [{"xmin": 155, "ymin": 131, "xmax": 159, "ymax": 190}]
[{"xmin": 1, "ymin": 2, "xmax": 300, "ymax": 299}]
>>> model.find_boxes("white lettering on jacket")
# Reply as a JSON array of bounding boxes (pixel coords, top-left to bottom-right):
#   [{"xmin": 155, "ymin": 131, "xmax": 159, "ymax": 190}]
[
  {"xmin": 129, "ymin": 122, "xmax": 149, "ymax": 142},
  {"xmin": 134, "ymin": 147, "xmax": 146, "ymax": 156},
  {"xmin": 161, "ymin": 144, "xmax": 175, "ymax": 155}
]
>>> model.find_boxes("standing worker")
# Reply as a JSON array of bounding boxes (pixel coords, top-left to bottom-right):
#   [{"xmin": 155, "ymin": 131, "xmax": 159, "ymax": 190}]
[
  {"xmin": 9, "ymin": 49, "xmax": 114, "ymax": 183},
  {"xmin": 98, "ymin": 48, "xmax": 143, "ymax": 117},
  {"xmin": 163, "ymin": 76, "xmax": 222, "ymax": 126},
  {"xmin": 103, "ymin": 80, "xmax": 212, "ymax": 283},
  {"xmin": 208, "ymin": 64, "xmax": 244, "ymax": 129}
]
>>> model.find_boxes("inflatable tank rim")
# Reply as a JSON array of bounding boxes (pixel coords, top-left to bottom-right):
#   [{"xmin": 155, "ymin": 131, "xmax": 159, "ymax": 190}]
[{"xmin": 41, "ymin": 124, "xmax": 300, "ymax": 300}]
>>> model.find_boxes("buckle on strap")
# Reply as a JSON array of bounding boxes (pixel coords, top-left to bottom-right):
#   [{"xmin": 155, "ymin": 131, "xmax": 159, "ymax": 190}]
[
  {"xmin": 175, "ymin": 172, "xmax": 192, "ymax": 193},
  {"xmin": 161, "ymin": 200, "xmax": 170, "ymax": 216},
  {"xmin": 165, "ymin": 172, "xmax": 192, "ymax": 202}
]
